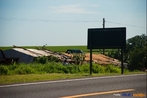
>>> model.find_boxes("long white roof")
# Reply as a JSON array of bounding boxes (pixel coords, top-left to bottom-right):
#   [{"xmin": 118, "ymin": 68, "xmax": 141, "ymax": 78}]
[{"xmin": 13, "ymin": 48, "xmax": 53, "ymax": 57}]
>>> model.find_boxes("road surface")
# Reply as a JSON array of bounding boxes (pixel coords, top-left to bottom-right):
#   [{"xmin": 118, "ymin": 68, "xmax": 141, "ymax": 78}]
[{"xmin": 0, "ymin": 74, "xmax": 146, "ymax": 98}]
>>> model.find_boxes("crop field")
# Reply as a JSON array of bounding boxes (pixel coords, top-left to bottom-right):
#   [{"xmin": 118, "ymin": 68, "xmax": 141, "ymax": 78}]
[
  {"xmin": 0, "ymin": 45, "xmax": 117, "ymax": 53},
  {"xmin": 0, "ymin": 45, "xmax": 91, "ymax": 52}
]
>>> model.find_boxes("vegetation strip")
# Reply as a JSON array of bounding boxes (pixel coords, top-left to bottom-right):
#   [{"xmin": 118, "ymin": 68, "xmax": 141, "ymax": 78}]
[{"xmin": 0, "ymin": 72, "xmax": 145, "ymax": 85}]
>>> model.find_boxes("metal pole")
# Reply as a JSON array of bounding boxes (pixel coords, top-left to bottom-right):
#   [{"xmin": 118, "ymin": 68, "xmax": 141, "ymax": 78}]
[
  {"xmin": 102, "ymin": 18, "xmax": 105, "ymax": 55},
  {"xmin": 90, "ymin": 47, "xmax": 92, "ymax": 75},
  {"xmin": 103, "ymin": 18, "xmax": 105, "ymax": 28},
  {"xmin": 121, "ymin": 49, "xmax": 124, "ymax": 74},
  {"xmin": 146, "ymin": 69, "xmax": 147, "ymax": 97},
  {"xmin": 145, "ymin": 69, "xmax": 147, "ymax": 96}
]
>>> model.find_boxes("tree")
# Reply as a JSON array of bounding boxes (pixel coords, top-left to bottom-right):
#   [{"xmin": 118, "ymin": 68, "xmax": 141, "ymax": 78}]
[
  {"xmin": 124, "ymin": 34, "xmax": 147, "ymax": 70},
  {"xmin": 107, "ymin": 34, "xmax": 147, "ymax": 71}
]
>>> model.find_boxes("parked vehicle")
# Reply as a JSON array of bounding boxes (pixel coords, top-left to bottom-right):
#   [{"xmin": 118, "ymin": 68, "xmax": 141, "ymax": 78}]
[{"xmin": 65, "ymin": 49, "xmax": 84, "ymax": 54}]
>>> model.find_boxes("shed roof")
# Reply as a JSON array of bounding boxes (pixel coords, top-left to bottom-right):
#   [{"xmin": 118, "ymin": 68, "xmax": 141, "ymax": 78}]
[{"xmin": 13, "ymin": 48, "xmax": 53, "ymax": 57}]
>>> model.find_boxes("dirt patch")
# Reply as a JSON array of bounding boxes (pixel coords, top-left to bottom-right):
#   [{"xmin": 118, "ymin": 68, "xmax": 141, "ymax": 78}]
[
  {"xmin": 63, "ymin": 52, "xmax": 121, "ymax": 66},
  {"xmin": 85, "ymin": 53, "xmax": 121, "ymax": 66}
]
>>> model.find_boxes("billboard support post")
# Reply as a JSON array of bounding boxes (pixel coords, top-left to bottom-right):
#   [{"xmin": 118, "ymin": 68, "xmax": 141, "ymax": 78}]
[
  {"xmin": 102, "ymin": 18, "xmax": 105, "ymax": 55},
  {"xmin": 121, "ymin": 48, "xmax": 124, "ymax": 74},
  {"xmin": 90, "ymin": 45, "xmax": 92, "ymax": 75}
]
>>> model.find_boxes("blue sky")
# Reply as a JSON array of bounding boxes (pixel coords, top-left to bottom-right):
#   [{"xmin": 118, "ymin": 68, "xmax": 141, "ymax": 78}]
[{"xmin": 0, "ymin": 0, "xmax": 146, "ymax": 46}]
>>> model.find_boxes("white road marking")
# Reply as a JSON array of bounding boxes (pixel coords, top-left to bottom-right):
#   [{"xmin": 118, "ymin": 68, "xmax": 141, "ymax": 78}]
[{"xmin": 0, "ymin": 74, "xmax": 145, "ymax": 88}]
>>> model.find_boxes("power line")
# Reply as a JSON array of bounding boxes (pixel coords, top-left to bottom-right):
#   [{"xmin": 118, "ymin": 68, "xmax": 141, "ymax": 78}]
[
  {"xmin": 0, "ymin": 17, "xmax": 102, "ymax": 23},
  {"xmin": 0, "ymin": 17, "xmax": 145, "ymax": 29},
  {"xmin": 106, "ymin": 21, "xmax": 146, "ymax": 29}
]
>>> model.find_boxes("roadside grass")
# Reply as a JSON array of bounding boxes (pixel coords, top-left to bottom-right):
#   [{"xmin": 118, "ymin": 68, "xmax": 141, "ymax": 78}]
[
  {"xmin": 0, "ymin": 72, "xmax": 145, "ymax": 85},
  {"xmin": 0, "ymin": 73, "xmax": 87, "ymax": 85},
  {"xmin": 0, "ymin": 62, "xmax": 145, "ymax": 85}
]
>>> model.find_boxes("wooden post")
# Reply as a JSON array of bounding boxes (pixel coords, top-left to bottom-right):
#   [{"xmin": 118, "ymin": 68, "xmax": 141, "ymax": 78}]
[{"xmin": 102, "ymin": 18, "xmax": 105, "ymax": 55}]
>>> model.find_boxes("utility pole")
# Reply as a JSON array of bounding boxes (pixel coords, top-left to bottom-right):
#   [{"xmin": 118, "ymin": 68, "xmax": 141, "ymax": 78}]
[
  {"xmin": 103, "ymin": 18, "xmax": 105, "ymax": 28},
  {"xmin": 102, "ymin": 18, "xmax": 105, "ymax": 55}
]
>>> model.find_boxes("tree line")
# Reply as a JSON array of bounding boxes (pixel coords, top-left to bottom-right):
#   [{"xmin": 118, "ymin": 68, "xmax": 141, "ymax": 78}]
[{"xmin": 107, "ymin": 34, "xmax": 147, "ymax": 71}]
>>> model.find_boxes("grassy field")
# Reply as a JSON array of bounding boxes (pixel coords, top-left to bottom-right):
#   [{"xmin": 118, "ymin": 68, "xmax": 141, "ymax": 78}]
[
  {"xmin": 0, "ymin": 45, "xmax": 92, "ymax": 52},
  {"xmin": 0, "ymin": 46, "xmax": 117, "ymax": 53}
]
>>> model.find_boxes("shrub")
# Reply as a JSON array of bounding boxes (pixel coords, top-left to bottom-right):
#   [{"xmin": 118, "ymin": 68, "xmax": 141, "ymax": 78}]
[
  {"xmin": 0, "ymin": 62, "xmax": 124, "ymax": 75},
  {"xmin": 105, "ymin": 65, "xmax": 121, "ymax": 73},
  {"xmin": 35, "ymin": 56, "xmax": 48, "ymax": 64},
  {"xmin": 66, "ymin": 65, "xmax": 80, "ymax": 73},
  {"xmin": 79, "ymin": 64, "xmax": 89, "ymax": 73},
  {"xmin": 43, "ymin": 63, "xmax": 54, "ymax": 73},
  {"xmin": 62, "ymin": 66, "xmax": 69, "ymax": 73},
  {"xmin": 0, "ymin": 66, "xmax": 9, "ymax": 75},
  {"xmin": 48, "ymin": 55, "xmax": 60, "ymax": 62},
  {"xmin": 51, "ymin": 63, "xmax": 65, "ymax": 73},
  {"xmin": 92, "ymin": 64, "xmax": 105, "ymax": 73},
  {"xmin": 8, "ymin": 64, "xmax": 17, "ymax": 70},
  {"xmin": 14, "ymin": 64, "xmax": 35, "ymax": 74},
  {"xmin": 35, "ymin": 56, "xmax": 60, "ymax": 64},
  {"xmin": 31, "ymin": 63, "xmax": 45, "ymax": 74}
]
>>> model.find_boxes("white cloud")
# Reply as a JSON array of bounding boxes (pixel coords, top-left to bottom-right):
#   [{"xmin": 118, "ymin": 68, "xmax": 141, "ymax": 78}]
[{"xmin": 49, "ymin": 4, "xmax": 98, "ymax": 14}]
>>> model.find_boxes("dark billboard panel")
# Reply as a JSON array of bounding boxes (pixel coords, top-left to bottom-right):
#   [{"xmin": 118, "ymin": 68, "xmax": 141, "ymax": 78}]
[{"xmin": 87, "ymin": 27, "xmax": 126, "ymax": 49}]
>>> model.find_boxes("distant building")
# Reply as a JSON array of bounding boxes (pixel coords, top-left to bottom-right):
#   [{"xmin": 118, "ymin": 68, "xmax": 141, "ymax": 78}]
[{"xmin": 0, "ymin": 48, "xmax": 65, "ymax": 63}]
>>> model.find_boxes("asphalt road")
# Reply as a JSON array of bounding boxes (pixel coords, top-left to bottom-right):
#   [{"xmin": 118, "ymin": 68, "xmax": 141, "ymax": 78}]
[{"xmin": 0, "ymin": 74, "xmax": 146, "ymax": 98}]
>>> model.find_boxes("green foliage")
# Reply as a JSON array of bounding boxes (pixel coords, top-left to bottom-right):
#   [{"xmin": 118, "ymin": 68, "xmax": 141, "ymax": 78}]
[
  {"xmin": 48, "ymin": 55, "xmax": 60, "ymax": 62},
  {"xmin": 92, "ymin": 64, "xmax": 105, "ymax": 73},
  {"xmin": 107, "ymin": 49, "xmax": 121, "ymax": 60},
  {"xmin": 72, "ymin": 53, "xmax": 85, "ymax": 65},
  {"xmin": 0, "ymin": 63, "xmax": 126, "ymax": 75},
  {"xmin": 79, "ymin": 64, "xmax": 89, "ymax": 73},
  {"xmin": 35, "ymin": 55, "xmax": 60, "ymax": 64},
  {"xmin": 125, "ymin": 34, "xmax": 147, "ymax": 71},
  {"xmin": 0, "ymin": 66, "xmax": 9, "ymax": 75},
  {"xmin": 0, "ymin": 46, "xmax": 13, "ymax": 51},
  {"xmin": 105, "ymin": 65, "xmax": 121, "ymax": 73},
  {"xmin": 128, "ymin": 47, "xmax": 146, "ymax": 70},
  {"xmin": 107, "ymin": 34, "xmax": 147, "ymax": 71},
  {"xmin": 14, "ymin": 64, "xmax": 35, "ymax": 74},
  {"xmin": 35, "ymin": 56, "xmax": 48, "ymax": 64}
]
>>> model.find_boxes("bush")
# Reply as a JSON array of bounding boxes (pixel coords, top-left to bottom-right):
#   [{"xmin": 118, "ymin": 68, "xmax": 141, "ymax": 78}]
[
  {"xmin": 14, "ymin": 64, "xmax": 35, "ymax": 74},
  {"xmin": 48, "ymin": 55, "xmax": 60, "ymax": 62},
  {"xmin": 79, "ymin": 64, "xmax": 89, "ymax": 73},
  {"xmin": 35, "ymin": 56, "xmax": 60, "ymax": 64},
  {"xmin": 8, "ymin": 64, "xmax": 17, "ymax": 70},
  {"xmin": 105, "ymin": 65, "xmax": 121, "ymax": 73},
  {"xmin": 43, "ymin": 62, "xmax": 80, "ymax": 74},
  {"xmin": 66, "ymin": 65, "xmax": 80, "ymax": 73},
  {"xmin": 35, "ymin": 56, "xmax": 48, "ymax": 64},
  {"xmin": 31, "ymin": 63, "xmax": 45, "ymax": 74},
  {"xmin": 0, "ymin": 66, "xmax": 9, "ymax": 75},
  {"xmin": 0, "ymin": 62, "xmax": 124, "ymax": 75},
  {"xmin": 43, "ymin": 62, "xmax": 63, "ymax": 73},
  {"xmin": 92, "ymin": 64, "xmax": 105, "ymax": 73}
]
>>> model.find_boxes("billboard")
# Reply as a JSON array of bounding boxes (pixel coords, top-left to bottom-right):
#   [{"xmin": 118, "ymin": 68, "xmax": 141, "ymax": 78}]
[{"xmin": 87, "ymin": 27, "xmax": 126, "ymax": 49}]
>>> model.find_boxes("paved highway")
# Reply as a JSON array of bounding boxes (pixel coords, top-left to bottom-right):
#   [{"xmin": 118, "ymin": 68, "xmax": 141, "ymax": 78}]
[{"xmin": 0, "ymin": 74, "xmax": 146, "ymax": 98}]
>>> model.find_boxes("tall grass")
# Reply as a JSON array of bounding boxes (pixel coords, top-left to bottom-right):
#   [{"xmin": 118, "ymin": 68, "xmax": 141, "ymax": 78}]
[{"xmin": 0, "ymin": 62, "xmax": 125, "ymax": 75}]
